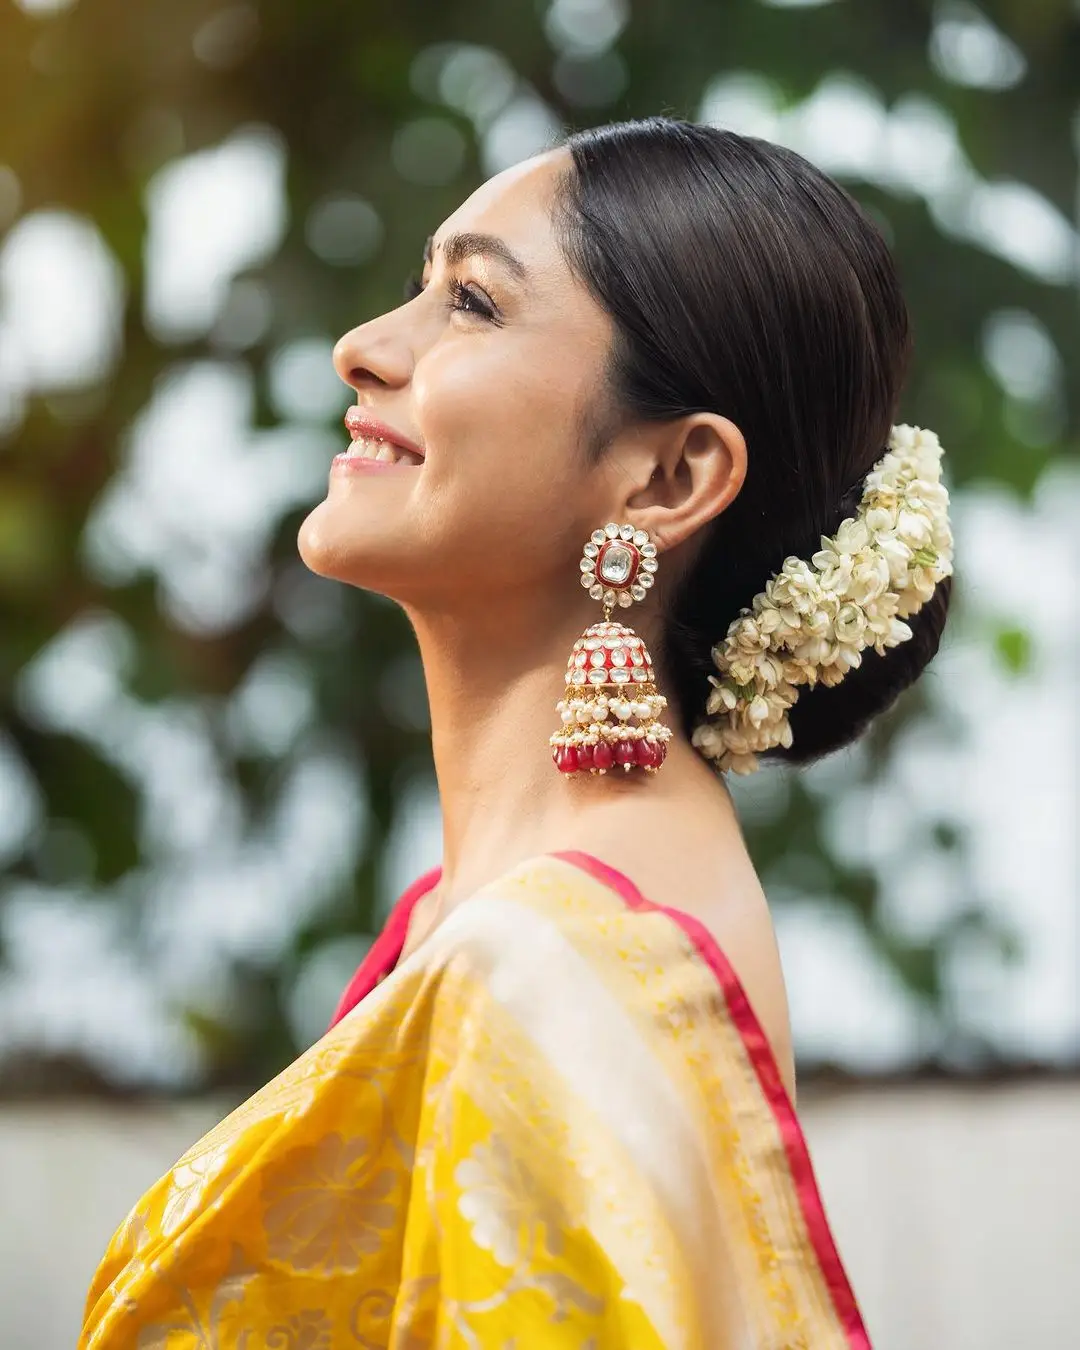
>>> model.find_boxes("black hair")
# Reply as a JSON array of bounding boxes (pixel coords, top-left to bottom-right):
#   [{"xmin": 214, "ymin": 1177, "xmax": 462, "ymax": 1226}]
[{"xmin": 554, "ymin": 117, "xmax": 950, "ymax": 765}]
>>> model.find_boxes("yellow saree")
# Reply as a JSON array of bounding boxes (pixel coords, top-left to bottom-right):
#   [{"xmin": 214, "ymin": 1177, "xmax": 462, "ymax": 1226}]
[{"xmin": 81, "ymin": 851, "xmax": 870, "ymax": 1349}]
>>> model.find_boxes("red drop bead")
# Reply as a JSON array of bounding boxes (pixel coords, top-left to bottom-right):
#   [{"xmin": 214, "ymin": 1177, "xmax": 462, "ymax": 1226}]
[
  {"xmin": 636, "ymin": 738, "xmax": 659, "ymax": 767},
  {"xmin": 576, "ymin": 743, "xmax": 594, "ymax": 770},
  {"xmin": 556, "ymin": 745, "xmax": 579, "ymax": 773},
  {"xmin": 593, "ymin": 742, "xmax": 613, "ymax": 770},
  {"xmin": 655, "ymin": 739, "xmax": 668, "ymax": 764},
  {"xmin": 614, "ymin": 739, "xmax": 636, "ymax": 767}
]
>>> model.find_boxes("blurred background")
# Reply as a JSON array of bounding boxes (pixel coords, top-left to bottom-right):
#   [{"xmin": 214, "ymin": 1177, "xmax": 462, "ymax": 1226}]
[{"xmin": 0, "ymin": 0, "xmax": 1077, "ymax": 1345}]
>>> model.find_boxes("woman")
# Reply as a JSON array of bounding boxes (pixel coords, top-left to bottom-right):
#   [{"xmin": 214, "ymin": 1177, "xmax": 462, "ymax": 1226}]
[{"xmin": 82, "ymin": 118, "xmax": 951, "ymax": 1348}]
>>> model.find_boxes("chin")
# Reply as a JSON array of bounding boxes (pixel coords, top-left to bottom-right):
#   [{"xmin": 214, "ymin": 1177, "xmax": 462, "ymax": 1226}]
[
  {"xmin": 295, "ymin": 499, "xmax": 409, "ymax": 596},
  {"xmin": 297, "ymin": 500, "xmax": 369, "ymax": 585}
]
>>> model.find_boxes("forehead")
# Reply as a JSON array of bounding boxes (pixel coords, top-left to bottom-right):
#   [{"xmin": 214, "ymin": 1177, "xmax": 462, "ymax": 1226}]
[{"xmin": 433, "ymin": 148, "xmax": 572, "ymax": 267}]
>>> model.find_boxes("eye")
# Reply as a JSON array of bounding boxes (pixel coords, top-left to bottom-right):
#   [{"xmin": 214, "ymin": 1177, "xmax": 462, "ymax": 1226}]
[
  {"xmin": 402, "ymin": 270, "xmax": 499, "ymax": 323},
  {"xmin": 446, "ymin": 277, "xmax": 498, "ymax": 322}
]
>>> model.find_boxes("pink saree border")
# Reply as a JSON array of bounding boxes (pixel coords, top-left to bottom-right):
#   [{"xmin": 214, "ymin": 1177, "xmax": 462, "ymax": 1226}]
[
  {"xmin": 327, "ymin": 866, "xmax": 442, "ymax": 1029},
  {"xmin": 554, "ymin": 849, "xmax": 872, "ymax": 1350}
]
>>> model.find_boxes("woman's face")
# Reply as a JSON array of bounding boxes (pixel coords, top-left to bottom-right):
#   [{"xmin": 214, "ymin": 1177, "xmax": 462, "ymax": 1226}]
[{"xmin": 298, "ymin": 149, "xmax": 625, "ymax": 615}]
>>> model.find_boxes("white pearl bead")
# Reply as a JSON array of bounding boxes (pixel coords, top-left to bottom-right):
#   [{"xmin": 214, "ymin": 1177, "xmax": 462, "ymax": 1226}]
[{"xmin": 561, "ymin": 708, "xmax": 575, "ymax": 724}]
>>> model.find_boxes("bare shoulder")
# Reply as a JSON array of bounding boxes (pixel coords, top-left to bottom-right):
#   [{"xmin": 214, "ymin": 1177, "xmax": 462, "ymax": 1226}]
[{"xmin": 576, "ymin": 825, "xmax": 796, "ymax": 1102}]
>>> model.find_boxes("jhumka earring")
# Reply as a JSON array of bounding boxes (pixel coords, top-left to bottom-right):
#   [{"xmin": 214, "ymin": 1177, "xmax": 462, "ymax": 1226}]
[{"xmin": 550, "ymin": 523, "xmax": 672, "ymax": 775}]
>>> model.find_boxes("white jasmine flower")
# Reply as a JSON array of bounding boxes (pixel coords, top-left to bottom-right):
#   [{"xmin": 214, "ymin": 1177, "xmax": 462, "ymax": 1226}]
[
  {"xmin": 693, "ymin": 423, "xmax": 953, "ymax": 775},
  {"xmin": 909, "ymin": 480, "xmax": 949, "ymax": 511},
  {"xmin": 804, "ymin": 608, "xmax": 834, "ymax": 638},
  {"xmin": 705, "ymin": 679, "xmax": 738, "ymax": 715},
  {"xmin": 722, "ymin": 728, "xmax": 753, "ymax": 757},
  {"xmin": 753, "ymin": 604, "xmax": 785, "ymax": 635},
  {"xmin": 753, "ymin": 651, "xmax": 787, "ymax": 688},
  {"xmin": 769, "ymin": 557, "xmax": 820, "ymax": 613},
  {"xmin": 691, "ymin": 722, "xmax": 726, "ymax": 757},
  {"xmin": 817, "ymin": 662, "xmax": 849, "ymax": 688},
  {"xmin": 849, "ymin": 554, "xmax": 890, "ymax": 605},
  {"xmin": 794, "ymin": 635, "xmax": 836, "ymax": 667},
  {"xmin": 746, "ymin": 695, "xmax": 771, "ymax": 728},
  {"xmin": 874, "ymin": 530, "xmax": 914, "ymax": 583},
  {"xmin": 816, "ymin": 554, "xmax": 855, "ymax": 597},
  {"xmin": 896, "ymin": 508, "xmax": 932, "ymax": 548},
  {"xmin": 728, "ymin": 657, "xmax": 757, "ymax": 687},
  {"xmin": 891, "ymin": 424, "xmax": 917, "ymax": 451},
  {"xmin": 832, "ymin": 518, "xmax": 870, "ymax": 556},
  {"xmin": 732, "ymin": 616, "xmax": 768, "ymax": 652},
  {"xmin": 834, "ymin": 603, "xmax": 867, "ymax": 644},
  {"xmin": 864, "ymin": 505, "xmax": 896, "ymax": 534}
]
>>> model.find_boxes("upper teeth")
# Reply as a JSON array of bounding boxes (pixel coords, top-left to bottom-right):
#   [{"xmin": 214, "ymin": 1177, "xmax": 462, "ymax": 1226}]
[{"xmin": 347, "ymin": 437, "xmax": 419, "ymax": 465}]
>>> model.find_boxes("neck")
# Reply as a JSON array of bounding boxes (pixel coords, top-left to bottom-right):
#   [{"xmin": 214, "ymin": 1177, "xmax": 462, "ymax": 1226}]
[{"xmin": 405, "ymin": 594, "xmax": 733, "ymax": 901}]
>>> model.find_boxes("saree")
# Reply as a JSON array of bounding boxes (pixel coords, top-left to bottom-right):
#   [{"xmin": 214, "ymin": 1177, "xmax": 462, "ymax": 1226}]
[{"xmin": 81, "ymin": 851, "xmax": 871, "ymax": 1349}]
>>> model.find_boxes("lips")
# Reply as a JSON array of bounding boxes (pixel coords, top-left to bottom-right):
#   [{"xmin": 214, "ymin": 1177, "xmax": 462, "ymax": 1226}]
[{"xmin": 343, "ymin": 408, "xmax": 424, "ymax": 465}]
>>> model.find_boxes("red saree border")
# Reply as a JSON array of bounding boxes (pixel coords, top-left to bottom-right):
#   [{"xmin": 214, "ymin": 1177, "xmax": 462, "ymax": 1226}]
[
  {"xmin": 553, "ymin": 848, "xmax": 872, "ymax": 1350},
  {"xmin": 327, "ymin": 866, "xmax": 442, "ymax": 1029}
]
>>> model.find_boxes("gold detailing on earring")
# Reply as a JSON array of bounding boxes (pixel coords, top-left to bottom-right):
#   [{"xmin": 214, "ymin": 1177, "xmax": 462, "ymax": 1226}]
[{"xmin": 552, "ymin": 523, "xmax": 672, "ymax": 775}]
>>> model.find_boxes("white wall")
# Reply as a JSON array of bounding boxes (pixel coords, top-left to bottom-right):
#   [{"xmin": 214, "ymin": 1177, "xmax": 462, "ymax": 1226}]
[{"xmin": 1, "ymin": 1083, "xmax": 1077, "ymax": 1349}]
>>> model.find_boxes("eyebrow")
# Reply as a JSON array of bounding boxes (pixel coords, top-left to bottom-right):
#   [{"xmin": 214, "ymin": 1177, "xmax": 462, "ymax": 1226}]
[{"xmin": 423, "ymin": 231, "xmax": 528, "ymax": 282}]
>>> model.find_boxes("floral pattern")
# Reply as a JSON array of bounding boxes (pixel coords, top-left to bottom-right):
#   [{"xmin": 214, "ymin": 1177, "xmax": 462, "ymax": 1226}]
[
  {"xmin": 262, "ymin": 1133, "xmax": 397, "ymax": 1273},
  {"xmin": 133, "ymin": 1243, "xmax": 257, "ymax": 1349},
  {"xmin": 265, "ymin": 1309, "xmax": 333, "ymax": 1350},
  {"xmin": 455, "ymin": 1134, "xmax": 567, "ymax": 1268},
  {"xmin": 160, "ymin": 1141, "xmax": 240, "ymax": 1236}
]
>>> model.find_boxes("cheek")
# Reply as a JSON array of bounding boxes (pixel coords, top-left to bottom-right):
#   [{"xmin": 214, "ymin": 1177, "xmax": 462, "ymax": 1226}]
[{"xmin": 414, "ymin": 336, "xmax": 588, "ymax": 503}]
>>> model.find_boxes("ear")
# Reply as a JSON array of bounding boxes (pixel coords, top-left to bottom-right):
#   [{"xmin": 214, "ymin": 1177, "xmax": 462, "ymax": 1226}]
[{"xmin": 609, "ymin": 413, "xmax": 747, "ymax": 552}]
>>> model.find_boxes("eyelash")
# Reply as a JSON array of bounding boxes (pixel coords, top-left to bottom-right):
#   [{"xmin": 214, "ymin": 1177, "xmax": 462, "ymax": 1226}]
[{"xmin": 403, "ymin": 272, "xmax": 499, "ymax": 323}]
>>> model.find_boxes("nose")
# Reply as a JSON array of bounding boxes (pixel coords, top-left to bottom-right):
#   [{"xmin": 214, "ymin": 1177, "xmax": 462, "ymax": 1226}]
[{"xmin": 332, "ymin": 310, "xmax": 414, "ymax": 394}]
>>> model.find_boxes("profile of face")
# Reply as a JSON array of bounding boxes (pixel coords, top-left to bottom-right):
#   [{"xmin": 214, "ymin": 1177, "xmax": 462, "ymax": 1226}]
[
  {"xmin": 298, "ymin": 149, "xmax": 633, "ymax": 624},
  {"xmin": 298, "ymin": 142, "xmax": 746, "ymax": 644}
]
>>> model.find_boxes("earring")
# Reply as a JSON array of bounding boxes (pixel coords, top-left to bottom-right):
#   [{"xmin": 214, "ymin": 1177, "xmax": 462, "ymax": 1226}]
[{"xmin": 550, "ymin": 523, "xmax": 672, "ymax": 775}]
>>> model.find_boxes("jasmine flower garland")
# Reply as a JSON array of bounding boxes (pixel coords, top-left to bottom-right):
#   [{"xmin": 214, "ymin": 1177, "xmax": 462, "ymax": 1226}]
[{"xmin": 692, "ymin": 424, "xmax": 954, "ymax": 775}]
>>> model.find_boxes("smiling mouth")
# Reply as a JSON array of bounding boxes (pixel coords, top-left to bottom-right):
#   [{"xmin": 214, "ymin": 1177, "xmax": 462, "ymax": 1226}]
[{"xmin": 342, "ymin": 436, "xmax": 424, "ymax": 466}]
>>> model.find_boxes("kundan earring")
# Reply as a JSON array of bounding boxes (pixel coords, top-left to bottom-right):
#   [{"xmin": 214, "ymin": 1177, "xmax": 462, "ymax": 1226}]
[{"xmin": 550, "ymin": 523, "xmax": 672, "ymax": 775}]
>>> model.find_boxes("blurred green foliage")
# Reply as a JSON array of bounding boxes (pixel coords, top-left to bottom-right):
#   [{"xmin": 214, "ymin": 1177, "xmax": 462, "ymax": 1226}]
[{"xmin": 0, "ymin": 0, "xmax": 1076, "ymax": 1092}]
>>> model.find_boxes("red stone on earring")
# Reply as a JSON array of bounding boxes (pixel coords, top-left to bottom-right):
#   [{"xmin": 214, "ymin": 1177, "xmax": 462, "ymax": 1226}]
[
  {"xmin": 592, "ymin": 742, "xmax": 613, "ymax": 771},
  {"xmin": 636, "ymin": 739, "xmax": 660, "ymax": 768},
  {"xmin": 614, "ymin": 740, "xmax": 636, "ymax": 767},
  {"xmin": 576, "ymin": 743, "xmax": 595, "ymax": 771},
  {"xmin": 553, "ymin": 745, "xmax": 578, "ymax": 773}
]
